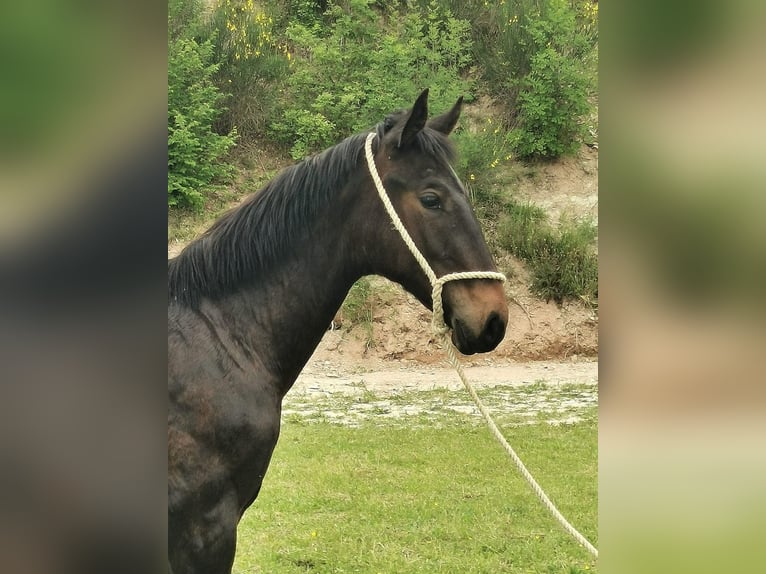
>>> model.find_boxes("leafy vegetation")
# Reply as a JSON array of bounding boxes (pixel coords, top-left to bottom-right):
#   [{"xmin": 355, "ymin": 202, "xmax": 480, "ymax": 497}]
[
  {"xmin": 206, "ymin": 0, "xmax": 292, "ymax": 139},
  {"xmin": 270, "ymin": 0, "xmax": 473, "ymax": 158},
  {"xmin": 168, "ymin": 0, "xmax": 238, "ymax": 209},
  {"xmin": 499, "ymin": 204, "xmax": 598, "ymax": 304},
  {"xmin": 436, "ymin": 0, "xmax": 596, "ymax": 158},
  {"xmin": 509, "ymin": 0, "xmax": 592, "ymax": 159},
  {"xmin": 452, "ymin": 118, "xmax": 514, "ymax": 215}
]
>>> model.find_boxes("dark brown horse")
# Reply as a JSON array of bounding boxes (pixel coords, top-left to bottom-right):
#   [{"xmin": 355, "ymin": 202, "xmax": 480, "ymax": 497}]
[{"xmin": 168, "ymin": 90, "xmax": 508, "ymax": 573}]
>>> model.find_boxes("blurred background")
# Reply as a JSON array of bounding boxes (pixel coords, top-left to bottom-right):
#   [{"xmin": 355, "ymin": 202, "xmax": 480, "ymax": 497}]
[
  {"xmin": 600, "ymin": 0, "xmax": 766, "ymax": 572},
  {"xmin": 0, "ymin": 1, "xmax": 167, "ymax": 572}
]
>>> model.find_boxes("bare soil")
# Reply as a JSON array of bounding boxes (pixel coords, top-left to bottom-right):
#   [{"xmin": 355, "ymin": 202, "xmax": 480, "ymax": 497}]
[{"xmin": 514, "ymin": 145, "xmax": 599, "ymax": 225}]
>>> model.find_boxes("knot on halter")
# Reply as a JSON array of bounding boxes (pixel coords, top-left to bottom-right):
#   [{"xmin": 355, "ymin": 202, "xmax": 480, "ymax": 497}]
[{"xmin": 364, "ymin": 133, "xmax": 506, "ymax": 337}]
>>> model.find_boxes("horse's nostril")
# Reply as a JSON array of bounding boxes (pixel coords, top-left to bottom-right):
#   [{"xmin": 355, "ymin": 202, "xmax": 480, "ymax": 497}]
[{"xmin": 483, "ymin": 311, "xmax": 506, "ymax": 346}]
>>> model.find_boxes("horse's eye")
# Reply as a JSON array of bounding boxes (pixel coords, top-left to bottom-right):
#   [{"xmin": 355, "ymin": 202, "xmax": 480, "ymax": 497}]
[{"xmin": 419, "ymin": 193, "xmax": 441, "ymax": 209}]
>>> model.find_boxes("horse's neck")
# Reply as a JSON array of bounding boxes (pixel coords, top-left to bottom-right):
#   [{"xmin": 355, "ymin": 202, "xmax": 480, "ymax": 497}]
[{"xmin": 209, "ymin": 220, "xmax": 360, "ymax": 397}]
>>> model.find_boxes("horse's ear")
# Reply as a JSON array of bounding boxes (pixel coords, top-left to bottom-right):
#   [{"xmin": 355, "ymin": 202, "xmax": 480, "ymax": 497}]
[
  {"xmin": 398, "ymin": 88, "xmax": 429, "ymax": 148},
  {"xmin": 427, "ymin": 96, "xmax": 463, "ymax": 136}
]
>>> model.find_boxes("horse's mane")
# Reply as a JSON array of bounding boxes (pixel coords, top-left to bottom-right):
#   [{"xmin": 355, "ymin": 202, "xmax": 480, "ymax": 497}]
[{"xmin": 168, "ymin": 119, "xmax": 456, "ymax": 308}]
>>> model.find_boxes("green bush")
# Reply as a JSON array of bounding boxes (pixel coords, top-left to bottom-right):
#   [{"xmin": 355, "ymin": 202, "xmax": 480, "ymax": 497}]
[
  {"xmin": 433, "ymin": 0, "xmax": 537, "ymax": 99},
  {"xmin": 509, "ymin": 0, "xmax": 591, "ymax": 159},
  {"xmin": 497, "ymin": 201, "xmax": 549, "ymax": 261},
  {"xmin": 168, "ymin": 20, "xmax": 238, "ymax": 209},
  {"xmin": 205, "ymin": 0, "xmax": 292, "ymax": 139},
  {"xmin": 434, "ymin": 0, "xmax": 594, "ymax": 159},
  {"xmin": 169, "ymin": 0, "xmax": 200, "ymax": 38},
  {"xmin": 573, "ymin": 0, "xmax": 599, "ymax": 45},
  {"xmin": 527, "ymin": 219, "xmax": 598, "ymax": 304},
  {"xmin": 452, "ymin": 120, "xmax": 513, "ymax": 216},
  {"xmin": 499, "ymin": 203, "xmax": 597, "ymax": 304},
  {"xmin": 271, "ymin": 0, "xmax": 473, "ymax": 158}
]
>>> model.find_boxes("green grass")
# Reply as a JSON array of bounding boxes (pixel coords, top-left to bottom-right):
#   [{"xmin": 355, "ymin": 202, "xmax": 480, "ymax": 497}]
[{"xmin": 234, "ymin": 408, "xmax": 597, "ymax": 573}]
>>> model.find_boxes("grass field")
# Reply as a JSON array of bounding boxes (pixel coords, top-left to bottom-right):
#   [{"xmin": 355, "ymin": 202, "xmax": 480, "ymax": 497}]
[{"xmin": 234, "ymin": 383, "xmax": 597, "ymax": 573}]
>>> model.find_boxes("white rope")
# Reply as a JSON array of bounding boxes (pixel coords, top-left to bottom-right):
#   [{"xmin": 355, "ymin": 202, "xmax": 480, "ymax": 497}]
[{"xmin": 364, "ymin": 132, "xmax": 598, "ymax": 559}]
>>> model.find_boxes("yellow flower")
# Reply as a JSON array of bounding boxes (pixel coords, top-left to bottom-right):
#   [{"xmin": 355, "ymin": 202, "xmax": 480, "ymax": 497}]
[
  {"xmin": 311, "ymin": 530, "xmax": 317, "ymax": 538},
  {"xmin": 469, "ymin": 174, "xmax": 475, "ymax": 181}
]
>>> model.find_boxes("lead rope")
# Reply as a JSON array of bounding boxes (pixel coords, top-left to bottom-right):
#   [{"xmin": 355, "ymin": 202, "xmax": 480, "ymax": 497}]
[{"xmin": 364, "ymin": 133, "xmax": 598, "ymax": 559}]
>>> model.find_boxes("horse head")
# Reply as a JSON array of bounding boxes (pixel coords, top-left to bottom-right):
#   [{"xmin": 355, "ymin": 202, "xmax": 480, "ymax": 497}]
[{"xmin": 365, "ymin": 89, "xmax": 508, "ymax": 355}]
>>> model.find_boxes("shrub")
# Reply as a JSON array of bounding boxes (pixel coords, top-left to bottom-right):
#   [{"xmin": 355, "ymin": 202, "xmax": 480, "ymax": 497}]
[
  {"xmin": 271, "ymin": 0, "xmax": 473, "ymax": 158},
  {"xmin": 205, "ymin": 0, "xmax": 292, "ymax": 139},
  {"xmin": 433, "ymin": 0, "xmax": 537, "ymax": 99},
  {"xmin": 452, "ymin": 119, "xmax": 514, "ymax": 216},
  {"xmin": 434, "ymin": 0, "xmax": 594, "ymax": 159},
  {"xmin": 527, "ymin": 219, "xmax": 598, "ymax": 304},
  {"xmin": 499, "ymin": 203, "xmax": 597, "ymax": 304},
  {"xmin": 168, "ymin": 16, "xmax": 238, "ymax": 209},
  {"xmin": 509, "ymin": 0, "xmax": 591, "ymax": 159},
  {"xmin": 497, "ymin": 201, "xmax": 548, "ymax": 261},
  {"xmin": 169, "ymin": 0, "xmax": 204, "ymax": 39},
  {"xmin": 573, "ymin": 0, "xmax": 599, "ymax": 45}
]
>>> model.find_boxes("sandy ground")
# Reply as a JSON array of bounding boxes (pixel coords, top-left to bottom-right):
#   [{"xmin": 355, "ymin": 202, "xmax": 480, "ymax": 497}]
[{"xmin": 284, "ymin": 354, "xmax": 598, "ymax": 427}]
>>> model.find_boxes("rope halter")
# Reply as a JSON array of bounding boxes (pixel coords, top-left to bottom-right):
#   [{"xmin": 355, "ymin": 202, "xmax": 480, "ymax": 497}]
[{"xmin": 364, "ymin": 132, "xmax": 506, "ymax": 337}]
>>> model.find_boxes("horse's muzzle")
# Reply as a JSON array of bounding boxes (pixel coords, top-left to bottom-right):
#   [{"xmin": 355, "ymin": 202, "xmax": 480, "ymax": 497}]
[{"xmin": 451, "ymin": 310, "xmax": 507, "ymax": 355}]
